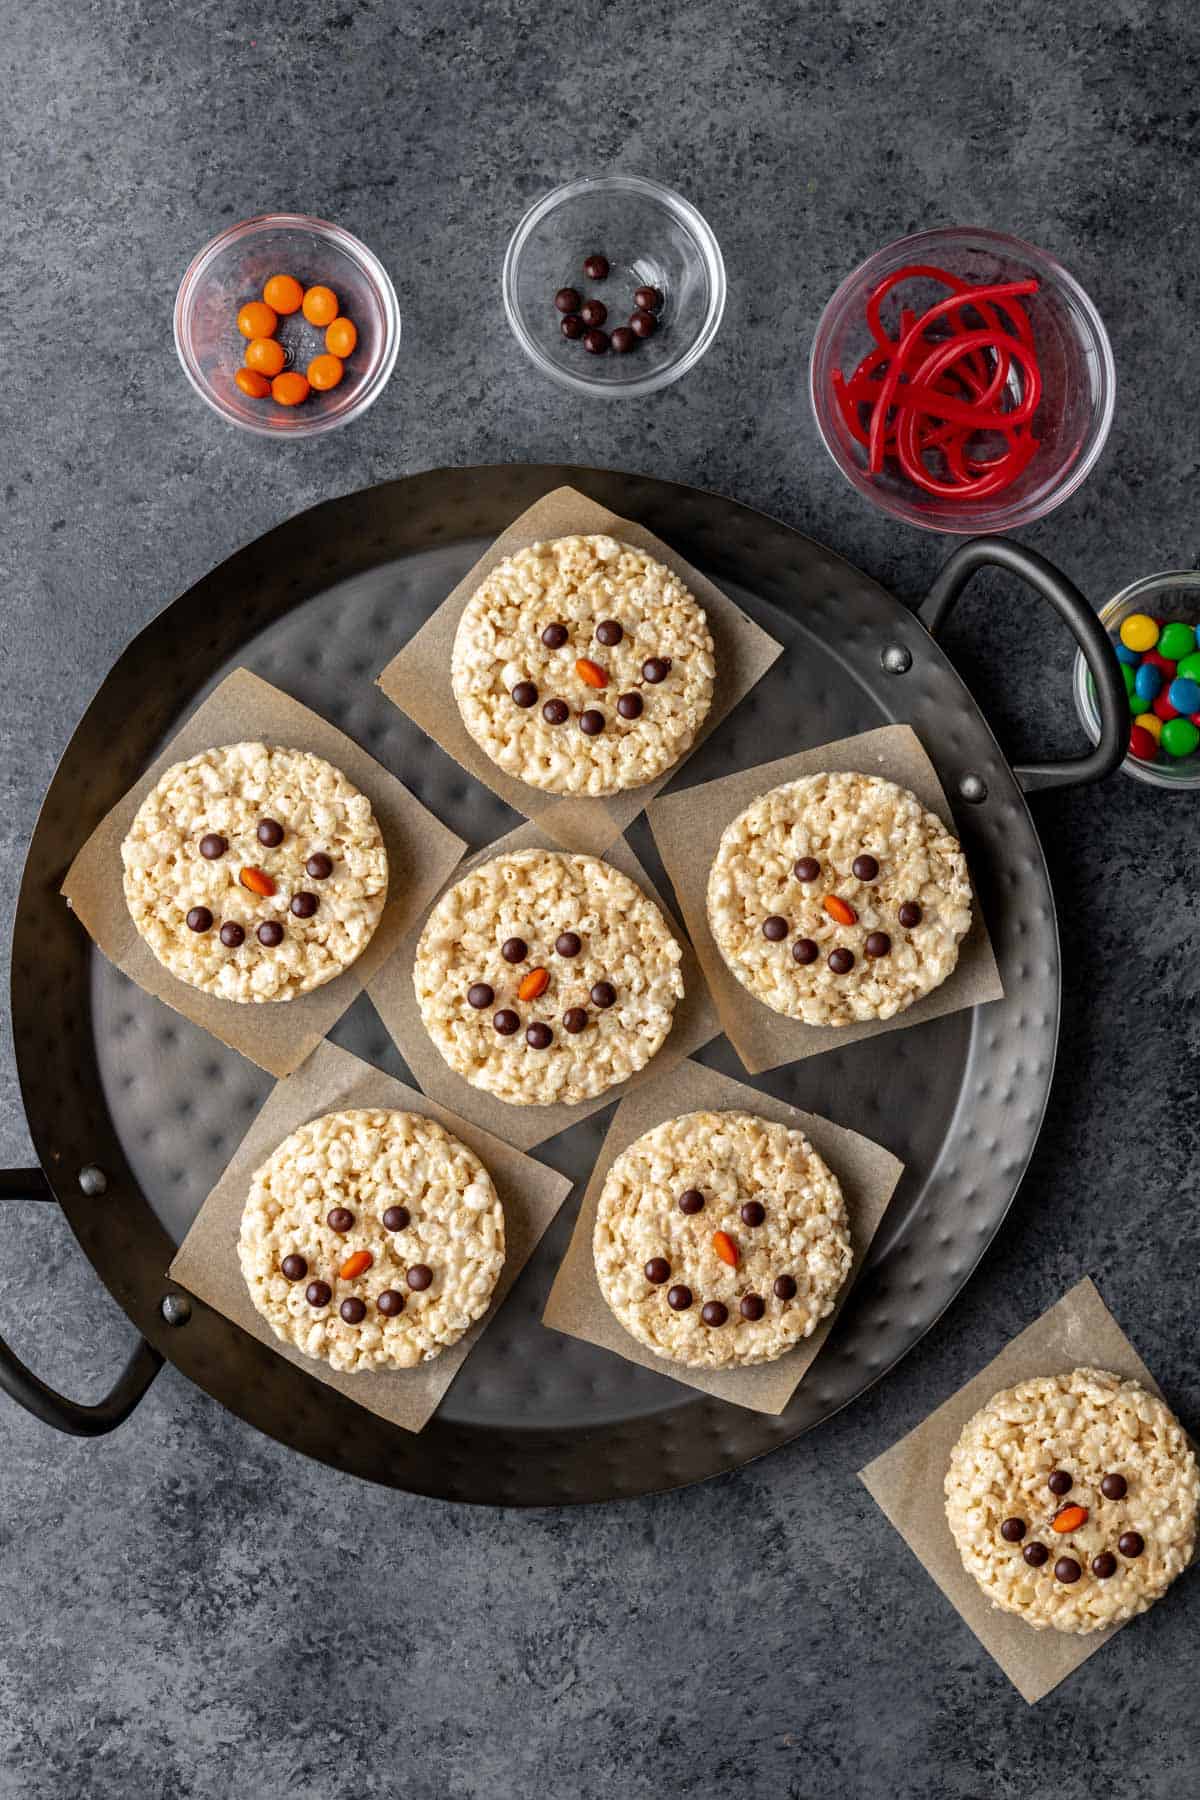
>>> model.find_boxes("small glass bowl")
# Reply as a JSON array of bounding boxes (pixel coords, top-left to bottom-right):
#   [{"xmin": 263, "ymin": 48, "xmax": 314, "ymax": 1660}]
[
  {"xmin": 809, "ymin": 226, "xmax": 1115, "ymax": 533},
  {"xmin": 174, "ymin": 213, "xmax": 400, "ymax": 437},
  {"xmin": 502, "ymin": 175, "xmax": 726, "ymax": 398},
  {"xmin": 1074, "ymin": 571, "xmax": 1200, "ymax": 789}
]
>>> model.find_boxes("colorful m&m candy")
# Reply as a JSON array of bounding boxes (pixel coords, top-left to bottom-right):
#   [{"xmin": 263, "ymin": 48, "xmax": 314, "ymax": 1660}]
[{"xmin": 1109, "ymin": 611, "xmax": 1200, "ymax": 768}]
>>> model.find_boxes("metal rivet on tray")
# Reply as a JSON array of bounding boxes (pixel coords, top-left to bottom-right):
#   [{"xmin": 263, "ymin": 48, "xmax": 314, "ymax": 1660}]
[
  {"xmin": 161, "ymin": 1293, "xmax": 192, "ymax": 1327},
  {"xmin": 78, "ymin": 1165, "xmax": 108, "ymax": 1196},
  {"xmin": 881, "ymin": 644, "xmax": 912, "ymax": 674},
  {"xmin": 959, "ymin": 774, "xmax": 988, "ymax": 803}
]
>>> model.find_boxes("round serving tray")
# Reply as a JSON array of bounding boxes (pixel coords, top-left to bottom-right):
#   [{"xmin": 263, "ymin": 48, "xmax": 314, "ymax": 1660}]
[{"xmin": 5, "ymin": 465, "xmax": 1125, "ymax": 1502}]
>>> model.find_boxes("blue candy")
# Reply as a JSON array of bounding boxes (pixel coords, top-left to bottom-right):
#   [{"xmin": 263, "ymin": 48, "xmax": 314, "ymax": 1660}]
[
  {"xmin": 1116, "ymin": 643, "xmax": 1142, "ymax": 666},
  {"xmin": 1168, "ymin": 676, "xmax": 1200, "ymax": 714},
  {"xmin": 1134, "ymin": 663, "xmax": 1163, "ymax": 703}
]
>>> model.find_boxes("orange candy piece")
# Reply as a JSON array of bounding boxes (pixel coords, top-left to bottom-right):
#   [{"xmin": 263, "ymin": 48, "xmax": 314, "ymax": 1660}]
[
  {"xmin": 325, "ymin": 316, "xmax": 357, "ymax": 358},
  {"xmin": 245, "ymin": 337, "xmax": 286, "ymax": 377},
  {"xmin": 823, "ymin": 895, "xmax": 858, "ymax": 927},
  {"xmin": 263, "ymin": 273, "xmax": 304, "ymax": 315},
  {"xmin": 237, "ymin": 300, "xmax": 278, "ymax": 340},
  {"xmin": 517, "ymin": 967, "xmax": 550, "ymax": 1001},
  {"xmin": 271, "ymin": 371, "xmax": 310, "ymax": 407},
  {"xmin": 712, "ymin": 1230, "xmax": 739, "ymax": 1267},
  {"xmin": 307, "ymin": 353, "xmax": 345, "ymax": 392},
  {"xmin": 235, "ymin": 367, "xmax": 271, "ymax": 399},
  {"xmin": 302, "ymin": 284, "xmax": 339, "ymax": 326},
  {"xmin": 239, "ymin": 866, "xmax": 276, "ymax": 898},
  {"xmin": 576, "ymin": 658, "xmax": 608, "ymax": 689},
  {"xmin": 1052, "ymin": 1504, "xmax": 1089, "ymax": 1533},
  {"xmin": 339, "ymin": 1250, "xmax": 373, "ymax": 1280}
]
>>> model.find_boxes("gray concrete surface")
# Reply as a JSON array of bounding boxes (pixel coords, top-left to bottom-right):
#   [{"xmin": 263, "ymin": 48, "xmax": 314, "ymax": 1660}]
[{"xmin": 2, "ymin": 2, "xmax": 1199, "ymax": 1794}]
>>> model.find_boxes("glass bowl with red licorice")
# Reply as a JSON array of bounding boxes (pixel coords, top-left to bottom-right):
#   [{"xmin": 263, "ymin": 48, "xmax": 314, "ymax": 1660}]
[{"xmin": 809, "ymin": 226, "xmax": 1115, "ymax": 534}]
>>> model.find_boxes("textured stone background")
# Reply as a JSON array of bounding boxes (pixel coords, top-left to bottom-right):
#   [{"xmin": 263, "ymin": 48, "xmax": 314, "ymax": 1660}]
[{"xmin": 2, "ymin": 2, "xmax": 1198, "ymax": 1794}]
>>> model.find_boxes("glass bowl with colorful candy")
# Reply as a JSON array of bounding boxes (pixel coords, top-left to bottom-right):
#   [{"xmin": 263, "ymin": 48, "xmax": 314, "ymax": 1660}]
[
  {"xmin": 810, "ymin": 226, "xmax": 1115, "ymax": 533},
  {"xmin": 1074, "ymin": 572, "xmax": 1200, "ymax": 788}
]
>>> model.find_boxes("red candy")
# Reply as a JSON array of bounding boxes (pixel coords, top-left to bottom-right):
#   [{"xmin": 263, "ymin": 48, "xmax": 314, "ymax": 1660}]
[
  {"xmin": 1129, "ymin": 724, "xmax": 1158, "ymax": 762},
  {"xmin": 1143, "ymin": 650, "xmax": 1177, "ymax": 676},
  {"xmin": 1153, "ymin": 688, "xmax": 1181, "ymax": 722}
]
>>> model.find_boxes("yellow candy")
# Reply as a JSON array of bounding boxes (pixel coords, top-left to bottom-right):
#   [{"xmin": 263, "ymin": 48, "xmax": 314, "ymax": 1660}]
[
  {"xmin": 1134, "ymin": 712, "xmax": 1163, "ymax": 744},
  {"xmin": 1120, "ymin": 612, "xmax": 1160, "ymax": 653}
]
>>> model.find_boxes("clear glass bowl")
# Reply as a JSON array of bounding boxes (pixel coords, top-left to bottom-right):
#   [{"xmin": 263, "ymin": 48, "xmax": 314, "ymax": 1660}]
[
  {"xmin": 1074, "ymin": 571, "xmax": 1200, "ymax": 789},
  {"xmin": 502, "ymin": 175, "xmax": 726, "ymax": 398},
  {"xmin": 809, "ymin": 226, "xmax": 1115, "ymax": 533},
  {"xmin": 174, "ymin": 212, "xmax": 401, "ymax": 437}
]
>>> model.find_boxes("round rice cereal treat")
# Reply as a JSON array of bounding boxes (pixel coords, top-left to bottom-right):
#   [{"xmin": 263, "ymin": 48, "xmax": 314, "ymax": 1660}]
[
  {"xmin": 414, "ymin": 849, "xmax": 684, "ymax": 1106},
  {"xmin": 945, "ymin": 1367, "xmax": 1199, "ymax": 1634},
  {"xmin": 121, "ymin": 742, "xmax": 388, "ymax": 1004},
  {"xmin": 707, "ymin": 771, "xmax": 971, "ymax": 1026},
  {"xmin": 593, "ymin": 1109, "xmax": 852, "ymax": 1369},
  {"xmin": 450, "ymin": 534, "xmax": 716, "ymax": 796},
  {"xmin": 238, "ymin": 1108, "xmax": 505, "ymax": 1373}
]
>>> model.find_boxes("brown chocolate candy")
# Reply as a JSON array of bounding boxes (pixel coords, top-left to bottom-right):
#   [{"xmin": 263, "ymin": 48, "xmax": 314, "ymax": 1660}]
[
  {"xmin": 701, "ymin": 1301, "xmax": 728, "ymax": 1327},
  {"xmin": 382, "ymin": 1206, "xmax": 410, "ymax": 1232},
  {"xmin": 280, "ymin": 1254, "xmax": 308, "ymax": 1281},
  {"xmin": 406, "ymin": 1264, "xmax": 433, "ymax": 1291},
  {"xmin": 257, "ymin": 819, "xmax": 284, "ymax": 847},
  {"xmin": 644, "ymin": 1257, "xmax": 671, "ymax": 1284},
  {"xmin": 678, "ymin": 1189, "xmax": 704, "ymax": 1214},
  {"xmin": 186, "ymin": 906, "xmax": 213, "ymax": 933},
  {"xmin": 199, "ymin": 833, "xmax": 227, "ymax": 860},
  {"xmin": 468, "ymin": 983, "xmax": 495, "ymax": 1009}
]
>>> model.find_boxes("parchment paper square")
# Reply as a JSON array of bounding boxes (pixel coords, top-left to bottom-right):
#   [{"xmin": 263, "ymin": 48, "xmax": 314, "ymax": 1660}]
[
  {"xmin": 859, "ymin": 1278, "xmax": 1194, "ymax": 1704},
  {"xmin": 369, "ymin": 820, "xmax": 721, "ymax": 1153},
  {"xmin": 647, "ymin": 723, "xmax": 1004, "ymax": 1075},
  {"xmin": 542, "ymin": 1057, "xmax": 904, "ymax": 1414},
  {"xmin": 61, "ymin": 668, "xmax": 467, "ymax": 1079},
  {"xmin": 168, "ymin": 1040, "xmax": 573, "ymax": 1433},
  {"xmin": 375, "ymin": 485, "xmax": 783, "ymax": 855}
]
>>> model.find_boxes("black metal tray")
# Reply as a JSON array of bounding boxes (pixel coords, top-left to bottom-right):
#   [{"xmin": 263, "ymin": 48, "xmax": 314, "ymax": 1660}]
[{"xmin": 2, "ymin": 466, "xmax": 1125, "ymax": 1503}]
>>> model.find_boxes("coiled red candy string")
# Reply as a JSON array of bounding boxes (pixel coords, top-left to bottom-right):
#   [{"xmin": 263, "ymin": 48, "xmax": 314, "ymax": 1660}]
[{"xmin": 831, "ymin": 265, "xmax": 1042, "ymax": 501}]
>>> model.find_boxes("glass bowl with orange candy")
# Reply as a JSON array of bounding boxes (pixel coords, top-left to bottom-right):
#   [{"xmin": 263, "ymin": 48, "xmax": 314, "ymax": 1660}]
[{"xmin": 174, "ymin": 213, "xmax": 400, "ymax": 437}]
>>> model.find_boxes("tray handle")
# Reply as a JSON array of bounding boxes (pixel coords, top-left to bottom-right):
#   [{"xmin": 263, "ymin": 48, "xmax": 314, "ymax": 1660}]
[
  {"xmin": 0, "ymin": 1168, "xmax": 162, "ymax": 1436},
  {"xmin": 918, "ymin": 537, "xmax": 1126, "ymax": 793}
]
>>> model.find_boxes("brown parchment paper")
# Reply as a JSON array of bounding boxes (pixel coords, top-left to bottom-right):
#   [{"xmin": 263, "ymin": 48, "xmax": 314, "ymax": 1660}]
[
  {"xmin": 859, "ymin": 1278, "xmax": 1194, "ymax": 1704},
  {"xmin": 542, "ymin": 1057, "xmax": 904, "ymax": 1414},
  {"xmin": 168, "ymin": 1039, "xmax": 573, "ymax": 1433},
  {"xmin": 375, "ymin": 485, "xmax": 783, "ymax": 855},
  {"xmin": 369, "ymin": 819, "xmax": 722, "ymax": 1153},
  {"xmin": 647, "ymin": 723, "xmax": 1004, "ymax": 1075},
  {"xmin": 61, "ymin": 668, "xmax": 467, "ymax": 1079}
]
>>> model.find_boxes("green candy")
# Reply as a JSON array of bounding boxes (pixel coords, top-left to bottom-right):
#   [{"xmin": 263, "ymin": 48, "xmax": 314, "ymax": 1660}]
[
  {"xmin": 1160, "ymin": 716, "xmax": 1200, "ymax": 758},
  {"xmin": 1158, "ymin": 620, "xmax": 1197, "ymax": 662},
  {"xmin": 1176, "ymin": 649, "xmax": 1200, "ymax": 683},
  {"xmin": 1122, "ymin": 662, "xmax": 1138, "ymax": 697}
]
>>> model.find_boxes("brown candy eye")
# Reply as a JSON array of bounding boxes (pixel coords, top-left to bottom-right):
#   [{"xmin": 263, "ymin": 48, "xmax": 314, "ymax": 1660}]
[
  {"xmin": 501, "ymin": 938, "xmax": 527, "ymax": 963},
  {"xmin": 794, "ymin": 857, "xmax": 821, "ymax": 882},
  {"xmin": 1118, "ymin": 1532, "xmax": 1144, "ymax": 1558},
  {"xmin": 740, "ymin": 1201, "xmax": 765, "ymax": 1226},
  {"xmin": 852, "ymin": 855, "xmax": 879, "ymax": 881},
  {"xmin": 199, "ymin": 833, "xmax": 227, "ymax": 860},
  {"xmin": 327, "ymin": 1208, "xmax": 354, "ymax": 1233},
  {"xmin": 541, "ymin": 623, "xmax": 569, "ymax": 648},
  {"xmin": 1047, "ymin": 1470, "xmax": 1073, "ymax": 1495},
  {"xmin": 306, "ymin": 853, "xmax": 333, "ymax": 880},
  {"xmin": 595, "ymin": 620, "xmax": 623, "ymax": 646},
  {"xmin": 1101, "ymin": 1473, "xmax": 1128, "ymax": 1500},
  {"xmin": 773, "ymin": 1274, "xmax": 796, "ymax": 1300},
  {"xmin": 406, "ymin": 1264, "xmax": 433, "ymax": 1291},
  {"xmin": 257, "ymin": 819, "xmax": 284, "ymax": 847},
  {"xmin": 678, "ymin": 1189, "xmax": 704, "ymax": 1214},
  {"xmin": 1000, "ymin": 1517, "xmax": 1027, "ymax": 1542},
  {"xmin": 555, "ymin": 932, "xmax": 582, "ymax": 957},
  {"xmin": 382, "ymin": 1206, "xmax": 410, "ymax": 1231},
  {"xmin": 898, "ymin": 901, "xmax": 922, "ymax": 928},
  {"xmin": 641, "ymin": 657, "xmax": 671, "ymax": 683}
]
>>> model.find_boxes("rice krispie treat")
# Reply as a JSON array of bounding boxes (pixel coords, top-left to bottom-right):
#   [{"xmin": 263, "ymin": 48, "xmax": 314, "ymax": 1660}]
[
  {"xmin": 945, "ymin": 1368, "xmax": 1199, "ymax": 1634},
  {"xmin": 414, "ymin": 848, "xmax": 684, "ymax": 1106},
  {"xmin": 238, "ymin": 1108, "xmax": 505, "ymax": 1373},
  {"xmin": 593, "ymin": 1109, "xmax": 852, "ymax": 1370},
  {"xmin": 122, "ymin": 743, "xmax": 387, "ymax": 1003},
  {"xmin": 450, "ymin": 534, "xmax": 716, "ymax": 796},
  {"xmin": 707, "ymin": 771, "xmax": 971, "ymax": 1026}
]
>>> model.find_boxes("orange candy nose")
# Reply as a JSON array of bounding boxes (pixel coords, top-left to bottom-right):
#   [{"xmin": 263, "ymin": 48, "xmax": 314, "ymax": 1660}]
[
  {"xmin": 576, "ymin": 658, "xmax": 608, "ymax": 689},
  {"xmin": 339, "ymin": 1250, "xmax": 373, "ymax": 1280},
  {"xmin": 823, "ymin": 895, "xmax": 858, "ymax": 927},
  {"xmin": 517, "ymin": 967, "xmax": 550, "ymax": 1001},
  {"xmin": 712, "ymin": 1230, "xmax": 739, "ymax": 1267},
  {"xmin": 1052, "ymin": 1504, "xmax": 1089, "ymax": 1533},
  {"xmin": 239, "ymin": 866, "xmax": 277, "ymax": 897}
]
